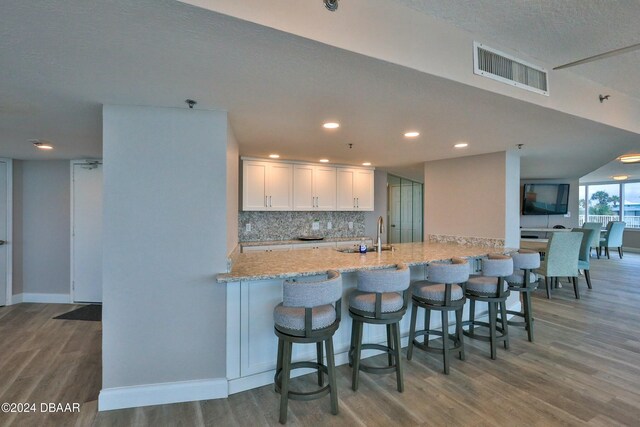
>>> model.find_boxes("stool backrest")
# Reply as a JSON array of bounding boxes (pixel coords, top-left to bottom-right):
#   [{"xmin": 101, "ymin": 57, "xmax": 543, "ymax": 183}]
[
  {"xmin": 482, "ymin": 255, "xmax": 513, "ymax": 277},
  {"xmin": 283, "ymin": 270, "xmax": 342, "ymax": 308},
  {"xmin": 511, "ymin": 250, "xmax": 540, "ymax": 270},
  {"xmin": 427, "ymin": 258, "xmax": 469, "ymax": 284},
  {"xmin": 357, "ymin": 263, "xmax": 410, "ymax": 293}
]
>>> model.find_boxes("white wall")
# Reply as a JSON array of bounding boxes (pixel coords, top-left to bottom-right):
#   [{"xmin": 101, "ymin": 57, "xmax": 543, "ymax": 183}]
[
  {"xmin": 100, "ymin": 105, "xmax": 228, "ymax": 409},
  {"xmin": 226, "ymin": 126, "xmax": 239, "ymax": 255},
  {"xmin": 13, "ymin": 160, "xmax": 70, "ymax": 297},
  {"xmin": 504, "ymin": 151, "xmax": 521, "ymax": 248},
  {"xmin": 519, "ymin": 178, "xmax": 579, "ymax": 229},
  {"xmin": 424, "ymin": 152, "xmax": 512, "ymax": 241}
]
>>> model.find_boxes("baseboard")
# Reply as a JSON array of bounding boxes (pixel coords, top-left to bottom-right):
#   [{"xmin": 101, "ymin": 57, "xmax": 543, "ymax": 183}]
[
  {"xmin": 98, "ymin": 378, "xmax": 228, "ymax": 411},
  {"xmin": 12, "ymin": 293, "xmax": 70, "ymax": 304},
  {"xmin": 622, "ymin": 246, "xmax": 640, "ymax": 254}
]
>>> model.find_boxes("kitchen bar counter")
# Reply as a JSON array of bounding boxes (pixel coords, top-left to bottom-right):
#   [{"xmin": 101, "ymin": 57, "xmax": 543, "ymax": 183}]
[{"xmin": 218, "ymin": 241, "xmax": 511, "ymax": 283}]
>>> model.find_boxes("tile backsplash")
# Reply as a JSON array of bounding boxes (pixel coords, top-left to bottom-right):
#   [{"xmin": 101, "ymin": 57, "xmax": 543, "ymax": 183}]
[{"xmin": 239, "ymin": 211, "xmax": 366, "ymax": 242}]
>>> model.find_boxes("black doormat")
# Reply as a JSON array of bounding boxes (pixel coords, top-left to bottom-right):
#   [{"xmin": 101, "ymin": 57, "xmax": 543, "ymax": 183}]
[{"xmin": 54, "ymin": 305, "xmax": 102, "ymax": 321}]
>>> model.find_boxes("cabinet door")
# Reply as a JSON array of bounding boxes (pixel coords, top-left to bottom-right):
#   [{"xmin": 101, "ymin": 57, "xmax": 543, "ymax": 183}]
[
  {"xmin": 314, "ymin": 166, "xmax": 337, "ymax": 210},
  {"xmin": 243, "ymin": 161, "xmax": 268, "ymax": 211},
  {"xmin": 354, "ymin": 169, "xmax": 374, "ymax": 211},
  {"xmin": 242, "ymin": 244, "xmax": 293, "ymax": 253},
  {"xmin": 293, "ymin": 164, "xmax": 314, "ymax": 211},
  {"xmin": 267, "ymin": 163, "xmax": 293, "ymax": 210},
  {"xmin": 336, "ymin": 168, "xmax": 356, "ymax": 211}
]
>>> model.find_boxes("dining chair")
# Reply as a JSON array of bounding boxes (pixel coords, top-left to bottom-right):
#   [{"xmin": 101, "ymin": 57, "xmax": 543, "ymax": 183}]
[
  {"xmin": 572, "ymin": 228, "xmax": 596, "ymax": 290},
  {"xmin": 598, "ymin": 221, "xmax": 626, "ymax": 259},
  {"xmin": 582, "ymin": 222, "xmax": 603, "ymax": 258},
  {"xmin": 534, "ymin": 232, "xmax": 582, "ymax": 299}
]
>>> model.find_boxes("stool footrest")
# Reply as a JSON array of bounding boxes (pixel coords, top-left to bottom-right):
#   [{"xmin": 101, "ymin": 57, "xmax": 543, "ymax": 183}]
[
  {"xmin": 462, "ymin": 320, "xmax": 507, "ymax": 342},
  {"xmin": 274, "ymin": 361, "xmax": 331, "ymax": 402}
]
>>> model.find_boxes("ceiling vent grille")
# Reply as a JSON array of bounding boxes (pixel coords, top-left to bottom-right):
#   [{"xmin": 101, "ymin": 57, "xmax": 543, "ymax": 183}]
[{"xmin": 473, "ymin": 42, "xmax": 548, "ymax": 96}]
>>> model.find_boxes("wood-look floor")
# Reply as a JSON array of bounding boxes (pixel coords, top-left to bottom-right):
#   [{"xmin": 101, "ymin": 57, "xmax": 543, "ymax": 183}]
[{"xmin": 2, "ymin": 253, "xmax": 640, "ymax": 426}]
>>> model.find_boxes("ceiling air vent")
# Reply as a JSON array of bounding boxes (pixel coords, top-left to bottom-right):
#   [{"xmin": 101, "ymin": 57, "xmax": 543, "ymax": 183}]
[{"xmin": 473, "ymin": 42, "xmax": 548, "ymax": 96}]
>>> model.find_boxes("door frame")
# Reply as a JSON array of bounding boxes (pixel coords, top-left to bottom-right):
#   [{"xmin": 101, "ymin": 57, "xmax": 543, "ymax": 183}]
[
  {"xmin": 0, "ymin": 158, "xmax": 13, "ymax": 306},
  {"xmin": 70, "ymin": 159, "xmax": 102, "ymax": 303}
]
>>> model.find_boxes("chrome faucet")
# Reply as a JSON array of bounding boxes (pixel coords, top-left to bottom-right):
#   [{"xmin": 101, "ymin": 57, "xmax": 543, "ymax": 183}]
[{"xmin": 376, "ymin": 216, "xmax": 384, "ymax": 253}]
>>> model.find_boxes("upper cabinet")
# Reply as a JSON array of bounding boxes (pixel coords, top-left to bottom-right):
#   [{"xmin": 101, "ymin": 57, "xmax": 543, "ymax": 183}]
[
  {"xmin": 242, "ymin": 158, "xmax": 373, "ymax": 211},
  {"xmin": 336, "ymin": 167, "xmax": 374, "ymax": 211},
  {"xmin": 293, "ymin": 164, "xmax": 337, "ymax": 211},
  {"xmin": 243, "ymin": 160, "xmax": 293, "ymax": 211}
]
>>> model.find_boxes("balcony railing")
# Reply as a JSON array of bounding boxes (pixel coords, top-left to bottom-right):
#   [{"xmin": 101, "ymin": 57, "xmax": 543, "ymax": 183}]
[{"xmin": 578, "ymin": 214, "xmax": 640, "ymax": 228}]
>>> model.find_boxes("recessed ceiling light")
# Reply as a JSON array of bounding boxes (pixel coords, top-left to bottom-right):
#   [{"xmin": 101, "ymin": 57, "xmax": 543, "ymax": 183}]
[
  {"xmin": 323, "ymin": 122, "xmax": 340, "ymax": 129},
  {"xmin": 454, "ymin": 143, "xmax": 468, "ymax": 148},
  {"xmin": 319, "ymin": 159, "xmax": 330, "ymax": 163},
  {"xmin": 619, "ymin": 154, "xmax": 640, "ymax": 163},
  {"xmin": 404, "ymin": 131, "xmax": 420, "ymax": 138},
  {"xmin": 612, "ymin": 175, "xmax": 629, "ymax": 181},
  {"xmin": 362, "ymin": 162, "xmax": 372, "ymax": 166},
  {"xmin": 30, "ymin": 139, "xmax": 53, "ymax": 150},
  {"xmin": 269, "ymin": 154, "xmax": 280, "ymax": 159}
]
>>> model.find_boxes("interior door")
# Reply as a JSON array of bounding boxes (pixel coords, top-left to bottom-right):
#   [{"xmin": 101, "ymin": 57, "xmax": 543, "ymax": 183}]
[
  {"xmin": 72, "ymin": 162, "xmax": 103, "ymax": 303},
  {"xmin": 0, "ymin": 159, "xmax": 9, "ymax": 306},
  {"xmin": 388, "ymin": 184, "xmax": 401, "ymax": 244}
]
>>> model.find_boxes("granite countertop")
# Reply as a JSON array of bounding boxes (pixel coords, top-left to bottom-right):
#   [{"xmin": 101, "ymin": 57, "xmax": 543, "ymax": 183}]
[
  {"xmin": 240, "ymin": 237, "xmax": 371, "ymax": 247},
  {"xmin": 217, "ymin": 241, "xmax": 512, "ymax": 283}
]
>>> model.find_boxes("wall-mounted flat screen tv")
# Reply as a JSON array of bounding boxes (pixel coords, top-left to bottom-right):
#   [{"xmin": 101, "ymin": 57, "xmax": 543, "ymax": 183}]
[{"xmin": 522, "ymin": 183, "xmax": 569, "ymax": 215}]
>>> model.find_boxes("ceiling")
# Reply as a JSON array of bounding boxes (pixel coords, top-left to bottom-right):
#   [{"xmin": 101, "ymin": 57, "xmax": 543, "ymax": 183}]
[
  {"xmin": 581, "ymin": 158, "xmax": 640, "ymax": 184},
  {"xmin": 1, "ymin": 0, "xmax": 639, "ymax": 181},
  {"xmin": 394, "ymin": 0, "xmax": 640, "ymax": 99}
]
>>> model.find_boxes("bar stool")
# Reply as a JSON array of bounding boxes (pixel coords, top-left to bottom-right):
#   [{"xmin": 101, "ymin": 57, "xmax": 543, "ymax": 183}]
[
  {"xmin": 504, "ymin": 250, "xmax": 540, "ymax": 342},
  {"xmin": 463, "ymin": 255, "xmax": 513, "ymax": 360},
  {"xmin": 407, "ymin": 258, "xmax": 469, "ymax": 374},
  {"xmin": 273, "ymin": 271, "xmax": 342, "ymax": 424},
  {"xmin": 349, "ymin": 264, "xmax": 410, "ymax": 392}
]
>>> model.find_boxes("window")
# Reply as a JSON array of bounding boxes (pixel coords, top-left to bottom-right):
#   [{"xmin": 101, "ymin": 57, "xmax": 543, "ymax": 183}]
[
  {"xmin": 623, "ymin": 182, "xmax": 640, "ymax": 229},
  {"xmin": 580, "ymin": 181, "xmax": 640, "ymax": 229}
]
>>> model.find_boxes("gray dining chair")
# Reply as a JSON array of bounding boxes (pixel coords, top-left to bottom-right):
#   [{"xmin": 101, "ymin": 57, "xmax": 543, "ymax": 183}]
[
  {"xmin": 582, "ymin": 222, "xmax": 603, "ymax": 258},
  {"xmin": 534, "ymin": 232, "xmax": 582, "ymax": 299},
  {"xmin": 598, "ymin": 221, "xmax": 626, "ymax": 259}
]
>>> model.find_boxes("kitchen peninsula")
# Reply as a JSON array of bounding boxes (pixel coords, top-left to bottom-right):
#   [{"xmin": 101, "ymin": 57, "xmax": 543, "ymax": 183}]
[{"xmin": 219, "ymin": 240, "xmax": 520, "ymax": 394}]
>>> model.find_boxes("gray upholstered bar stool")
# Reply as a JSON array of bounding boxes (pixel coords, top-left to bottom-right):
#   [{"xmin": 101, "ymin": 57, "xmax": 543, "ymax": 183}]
[
  {"xmin": 349, "ymin": 264, "xmax": 410, "ymax": 392},
  {"xmin": 463, "ymin": 255, "xmax": 513, "ymax": 360},
  {"xmin": 503, "ymin": 250, "xmax": 540, "ymax": 342},
  {"xmin": 273, "ymin": 270, "xmax": 342, "ymax": 424},
  {"xmin": 407, "ymin": 258, "xmax": 470, "ymax": 374}
]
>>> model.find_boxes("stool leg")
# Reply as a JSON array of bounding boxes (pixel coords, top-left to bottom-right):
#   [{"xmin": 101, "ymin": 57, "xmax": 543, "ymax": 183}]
[
  {"xmin": 317, "ymin": 342, "xmax": 324, "ymax": 387},
  {"xmin": 468, "ymin": 299, "xmax": 476, "ymax": 335},
  {"xmin": 279, "ymin": 340, "xmax": 292, "ymax": 424},
  {"xmin": 348, "ymin": 318, "xmax": 356, "ymax": 367},
  {"xmin": 441, "ymin": 310, "xmax": 450, "ymax": 375},
  {"xmin": 352, "ymin": 320, "xmax": 363, "ymax": 391},
  {"xmin": 407, "ymin": 302, "xmax": 418, "ymax": 361},
  {"xmin": 386, "ymin": 324, "xmax": 393, "ymax": 366},
  {"xmin": 392, "ymin": 322, "xmax": 404, "ymax": 392},
  {"xmin": 488, "ymin": 302, "xmax": 497, "ymax": 360},
  {"xmin": 455, "ymin": 308, "xmax": 465, "ymax": 361},
  {"xmin": 325, "ymin": 337, "xmax": 339, "ymax": 416},
  {"xmin": 524, "ymin": 292, "xmax": 534, "ymax": 342},
  {"xmin": 424, "ymin": 308, "xmax": 431, "ymax": 346},
  {"xmin": 275, "ymin": 338, "xmax": 283, "ymax": 391},
  {"xmin": 499, "ymin": 301, "xmax": 509, "ymax": 350}
]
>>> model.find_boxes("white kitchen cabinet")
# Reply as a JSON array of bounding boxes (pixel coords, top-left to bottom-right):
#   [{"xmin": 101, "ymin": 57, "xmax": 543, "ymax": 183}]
[
  {"xmin": 242, "ymin": 244, "xmax": 293, "ymax": 253},
  {"xmin": 242, "ymin": 160, "xmax": 293, "ymax": 211},
  {"xmin": 293, "ymin": 164, "xmax": 337, "ymax": 211},
  {"xmin": 336, "ymin": 167, "xmax": 374, "ymax": 211}
]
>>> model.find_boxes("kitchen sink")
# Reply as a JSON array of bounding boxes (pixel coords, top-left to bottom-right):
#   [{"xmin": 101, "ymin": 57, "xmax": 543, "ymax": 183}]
[{"xmin": 336, "ymin": 245, "xmax": 394, "ymax": 253}]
